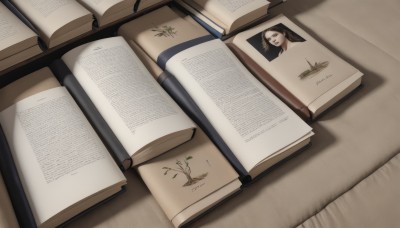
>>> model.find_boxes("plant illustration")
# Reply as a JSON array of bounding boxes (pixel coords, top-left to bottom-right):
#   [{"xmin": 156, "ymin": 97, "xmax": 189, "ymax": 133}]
[
  {"xmin": 298, "ymin": 58, "xmax": 329, "ymax": 79},
  {"xmin": 152, "ymin": 25, "xmax": 177, "ymax": 38},
  {"xmin": 162, "ymin": 156, "xmax": 208, "ymax": 187}
]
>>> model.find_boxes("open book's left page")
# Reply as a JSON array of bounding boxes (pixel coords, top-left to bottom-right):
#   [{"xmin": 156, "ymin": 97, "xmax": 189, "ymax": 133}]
[
  {"xmin": 61, "ymin": 36, "xmax": 196, "ymax": 166},
  {"xmin": 10, "ymin": 0, "xmax": 92, "ymax": 48},
  {"xmin": 0, "ymin": 67, "xmax": 127, "ymax": 228},
  {"xmin": 0, "ymin": 2, "xmax": 41, "ymax": 71}
]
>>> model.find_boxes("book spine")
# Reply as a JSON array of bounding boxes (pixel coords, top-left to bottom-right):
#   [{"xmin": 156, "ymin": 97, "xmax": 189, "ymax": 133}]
[
  {"xmin": 158, "ymin": 71, "xmax": 251, "ymax": 183},
  {"xmin": 0, "ymin": 126, "xmax": 36, "ymax": 228},
  {"xmin": 50, "ymin": 59, "xmax": 132, "ymax": 171}
]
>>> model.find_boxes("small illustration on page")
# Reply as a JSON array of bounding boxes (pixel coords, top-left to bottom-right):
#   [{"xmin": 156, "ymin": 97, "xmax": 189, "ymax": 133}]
[
  {"xmin": 151, "ymin": 25, "xmax": 177, "ymax": 38},
  {"xmin": 162, "ymin": 156, "xmax": 208, "ymax": 187},
  {"xmin": 298, "ymin": 58, "xmax": 329, "ymax": 79}
]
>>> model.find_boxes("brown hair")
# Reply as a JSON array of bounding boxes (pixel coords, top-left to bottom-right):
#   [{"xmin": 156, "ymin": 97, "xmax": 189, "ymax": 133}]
[{"xmin": 261, "ymin": 24, "xmax": 303, "ymax": 51}]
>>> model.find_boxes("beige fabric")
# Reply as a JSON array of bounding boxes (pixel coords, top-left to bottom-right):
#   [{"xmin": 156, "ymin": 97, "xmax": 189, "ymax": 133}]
[
  {"xmin": 67, "ymin": 0, "xmax": 400, "ymax": 227},
  {"xmin": 298, "ymin": 152, "xmax": 400, "ymax": 228},
  {"xmin": 0, "ymin": 173, "xmax": 19, "ymax": 228}
]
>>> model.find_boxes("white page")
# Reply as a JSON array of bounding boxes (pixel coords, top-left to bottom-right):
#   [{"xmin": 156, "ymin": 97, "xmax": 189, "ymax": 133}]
[
  {"xmin": 166, "ymin": 39, "xmax": 312, "ymax": 172},
  {"xmin": 62, "ymin": 36, "xmax": 195, "ymax": 159},
  {"xmin": 0, "ymin": 87, "xmax": 125, "ymax": 226}
]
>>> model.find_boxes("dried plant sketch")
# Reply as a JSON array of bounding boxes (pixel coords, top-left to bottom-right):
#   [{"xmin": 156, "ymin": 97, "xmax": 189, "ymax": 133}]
[{"xmin": 162, "ymin": 156, "xmax": 208, "ymax": 187}]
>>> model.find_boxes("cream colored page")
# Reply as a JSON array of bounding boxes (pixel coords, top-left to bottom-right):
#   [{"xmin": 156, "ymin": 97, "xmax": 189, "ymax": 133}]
[
  {"xmin": 0, "ymin": 2, "xmax": 37, "ymax": 59},
  {"xmin": 12, "ymin": 0, "xmax": 90, "ymax": 38},
  {"xmin": 166, "ymin": 39, "xmax": 312, "ymax": 172},
  {"xmin": 62, "ymin": 36, "xmax": 194, "ymax": 158},
  {"xmin": 232, "ymin": 14, "xmax": 360, "ymax": 106},
  {"xmin": 193, "ymin": 0, "xmax": 268, "ymax": 29},
  {"xmin": 118, "ymin": 6, "xmax": 209, "ymax": 62},
  {"xmin": 0, "ymin": 87, "xmax": 125, "ymax": 226},
  {"xmin": 126, "ymin": 40, "xmax": 163, "ymax": 80},
  {"xmin": 0, "ymin": 67, "xmax": 59, "ymax": 111},
  {"xmin": 0, "ymin": 173, "xmax": 19, "ymax": 228},
  {"xmin": 78, "ymin": 0, "xmax": 123, "ymax": 15},
  {"xmin": 138, "ymin": 129, "xmax": 238, "ymax": 220}
]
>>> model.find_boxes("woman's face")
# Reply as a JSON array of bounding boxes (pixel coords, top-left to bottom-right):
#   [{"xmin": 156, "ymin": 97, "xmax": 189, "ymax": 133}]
[{"xmin": 265, "ymin": 30, "xmax": 286, "ymax": 47}]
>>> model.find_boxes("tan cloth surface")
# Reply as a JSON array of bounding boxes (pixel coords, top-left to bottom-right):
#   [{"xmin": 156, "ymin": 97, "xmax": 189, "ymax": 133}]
[
  {"xmin": 66, "ymin": 0, "xmax": 400, "ymax": 227},
  {"xmin": 299, "ymin": 152, "xmax": 400, "ymax": 228},
  {"xmin": 0, "ymin": 173, "xmax": 19, "ymax": 228}
]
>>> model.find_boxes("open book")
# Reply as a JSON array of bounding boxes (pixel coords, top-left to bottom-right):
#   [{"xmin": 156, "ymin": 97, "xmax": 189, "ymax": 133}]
[
  {"xmin": 0, "ymin": 2, "xmax": 42, "ymax": 71},
  {"xmin": 7, "ymin": 0, "xmax": 93, "ymax": 48},
  {"xmin": 51, "ymin": 36, "xmax": 196, "ymax": 169},
  {"xmin": 0, "ymin": 67, "xmax": 127, "ymax": 228},
  {"xmin": 174, "ymin": 0, "xmax": 270, "ymax": 38},
  {"xmin": 231, "ymin": 14, "xmax": 363, "ymax": 120},
  {"xmin": 119, "ymin": 6, "xmax": 314, "ymax": 180},
  {"xmin": 77, "ymin": 0, "xmax": 134, "ymax": 27}
]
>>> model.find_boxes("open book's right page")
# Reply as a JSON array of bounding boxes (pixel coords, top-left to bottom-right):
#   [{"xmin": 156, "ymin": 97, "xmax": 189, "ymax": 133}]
[{"xmin": 232, "ymin": 14, "xmax": 363, "ymax": 118}]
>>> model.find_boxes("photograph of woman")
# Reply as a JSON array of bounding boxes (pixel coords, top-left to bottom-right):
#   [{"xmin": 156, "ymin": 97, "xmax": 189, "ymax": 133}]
[{"xmin": 247, "ymin": 23, "xmax": 306, "ymax": 61}]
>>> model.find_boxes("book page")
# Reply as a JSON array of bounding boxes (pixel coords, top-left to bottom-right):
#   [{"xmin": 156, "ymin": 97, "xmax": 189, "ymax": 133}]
[
  {"xmin": 165, "ymin": 39, "xmax": 312, "ymax": 172},
  {"xmin": 232, "ymin": 14, "xmax": 361, "ymax": 107},
  {"xmin": 62, "ymin": 36, "xmax": 195, "ymax": 160},
  {"xmin": 78, "ymin": 0, "xmax": 130, "ymax": 16},
  {"xmin": 188, "ymin": 0, "xmax": 269, "ymax": 32},
  {"xmin": 118, "ymin": 6, "xmax": 210, "ymax": 61},
  {"xmin": 137, "ymin": 129, "xmax": 239, "ymax": 221},
  {"xmin": 12, "ymin": 0, "xmax": 91, "ymax": 42},
  {"xmin": 0, "ymin": 87, "xmax": 126, "ymax": 226},
  {"xmin": 78, "ymin": 0, "xmax": 134, "ymax": 26},
  {"xmin": 0, "ymin": 2, "xmax": 37, "ymax": 60},
  {"xmin": 0, "ymin": 173, "xmax": 19, "ymax": 228},
  {"xmin": 0, "ymin": 67, "xmax": 60, "ymax": 111}
]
